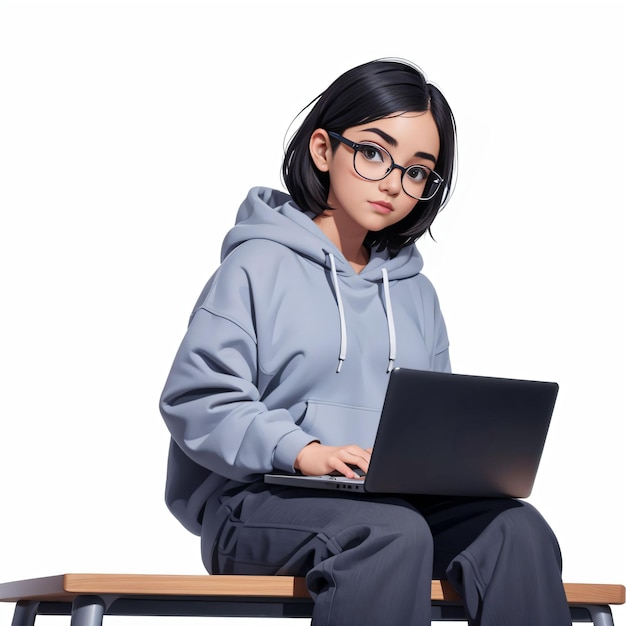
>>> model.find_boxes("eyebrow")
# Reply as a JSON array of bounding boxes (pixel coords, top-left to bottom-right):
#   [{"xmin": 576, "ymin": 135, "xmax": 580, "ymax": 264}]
[{"xmin": 359, "ymin": 127, "xmax": 437, "ymax": 164}]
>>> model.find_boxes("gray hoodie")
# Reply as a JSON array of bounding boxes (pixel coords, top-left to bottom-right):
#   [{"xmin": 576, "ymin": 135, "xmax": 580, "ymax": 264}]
[{"xmin": 160, "ymin": 186, "xmax": 451, "ymax": 544}]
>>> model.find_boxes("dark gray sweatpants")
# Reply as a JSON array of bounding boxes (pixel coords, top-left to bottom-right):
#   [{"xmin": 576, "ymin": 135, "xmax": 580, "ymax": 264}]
[{"xmin": 201, "ymin": 484, "xmax": 571, "ymax": 626}]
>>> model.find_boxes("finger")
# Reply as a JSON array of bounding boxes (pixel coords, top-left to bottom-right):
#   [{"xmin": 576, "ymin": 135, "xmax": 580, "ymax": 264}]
[
  {"xmin": 343, "ymin": 445, "xmax": 370, "ymax": 457},
  {"xmin": 341, "ymin": 447, "xmax": 371, "ymax": 472},
  {"xmin": 328, "ymin": 451, "xmax": 365, "ymax": 479},
  {"xmin": 333, "ymin": 453, "xmax": 367, "ymax": 479},
  {"xmin": 335, "ymin": 461, "xmax": 365, "ymax": 479},
  {"xmin": 341, "ymin": 452, "xmax": 369, "ymax": 476}
]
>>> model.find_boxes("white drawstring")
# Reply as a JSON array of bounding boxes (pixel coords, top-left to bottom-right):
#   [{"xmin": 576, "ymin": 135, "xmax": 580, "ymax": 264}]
[
  {"xmin": 381, "ymin": 268, "xmax": 397, "ymax": 373},
  {"xmin": 328, "ymin": 255, "xmax": 397, "ymax": 374},
  {"xmin": 329, "ymin": 254, "xmax": 347, "ymax": 373}
]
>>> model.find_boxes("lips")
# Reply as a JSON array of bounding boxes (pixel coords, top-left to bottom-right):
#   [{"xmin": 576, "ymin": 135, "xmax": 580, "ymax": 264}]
[{"xmin": 369, "ymin": 201, "xmax": 393, "ymax": 214}]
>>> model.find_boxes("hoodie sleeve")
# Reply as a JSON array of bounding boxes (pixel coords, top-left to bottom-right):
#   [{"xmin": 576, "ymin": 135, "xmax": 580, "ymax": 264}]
[
  {"xmin": 160, "ymin": 281, "xmax": 317, "ymax": 483},
  {"xmin": 160, "ymin": 309, "xmax": 317, "ymax": 480}
]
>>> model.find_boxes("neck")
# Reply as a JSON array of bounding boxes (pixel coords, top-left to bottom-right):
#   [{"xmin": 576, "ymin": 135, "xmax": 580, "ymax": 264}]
[{"xmin": 313, "ymin": 212, "xmax": 370, "ymax": 273}]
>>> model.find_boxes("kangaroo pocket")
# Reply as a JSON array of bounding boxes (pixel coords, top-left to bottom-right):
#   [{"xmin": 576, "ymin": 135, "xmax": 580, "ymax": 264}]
[{"xmin": 298, "ymin": 400, "xmax": 381, "ymax": 448}]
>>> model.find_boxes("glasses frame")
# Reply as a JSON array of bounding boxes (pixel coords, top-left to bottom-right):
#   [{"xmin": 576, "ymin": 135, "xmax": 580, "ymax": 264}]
[{"xmin": 327, "ymin": 131, "xmax": 443, "ymax": 201}]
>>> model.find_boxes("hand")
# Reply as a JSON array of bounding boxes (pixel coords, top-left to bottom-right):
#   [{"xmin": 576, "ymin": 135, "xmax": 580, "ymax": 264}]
[{"xmin": 294, "ymin": 442, "xmax": 371, "ymax": 479}]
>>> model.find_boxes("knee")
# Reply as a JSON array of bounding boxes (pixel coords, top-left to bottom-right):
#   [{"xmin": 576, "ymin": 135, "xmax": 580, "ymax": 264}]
[
  {"xmin": 505, "ymin": 502, "xmax": 558, "ymax": 539},
  {"xmin": 499, "ymin": 502, "xmax": 563, "ymax": 566}
]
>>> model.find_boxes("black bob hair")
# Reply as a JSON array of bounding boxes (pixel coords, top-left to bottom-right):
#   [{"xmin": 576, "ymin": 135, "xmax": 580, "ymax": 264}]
[{"xmin": 281, "ymin": 58, "xmax": 457, "ymax": 257}]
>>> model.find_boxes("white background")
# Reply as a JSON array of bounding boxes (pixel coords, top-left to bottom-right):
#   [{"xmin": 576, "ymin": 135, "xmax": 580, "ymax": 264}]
[{"xmin": 1, "ymin": 1, "xmax": 624, "ymax": 625}]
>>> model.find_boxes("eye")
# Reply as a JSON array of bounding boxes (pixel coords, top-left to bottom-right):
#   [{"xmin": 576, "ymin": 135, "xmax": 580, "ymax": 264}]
[
  {"xmin": 357, "ymin": 143, "xmax": 386, "ymax": 163},
  {"xmin": 405, "ymin": 165, "xmax": 431, "ymax": 183}
]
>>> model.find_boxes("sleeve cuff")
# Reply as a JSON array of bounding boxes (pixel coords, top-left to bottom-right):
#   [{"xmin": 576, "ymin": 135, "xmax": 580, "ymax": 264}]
[{"xmin": 273, "ymin": 429, "xmax": 320, "ymax": 473}]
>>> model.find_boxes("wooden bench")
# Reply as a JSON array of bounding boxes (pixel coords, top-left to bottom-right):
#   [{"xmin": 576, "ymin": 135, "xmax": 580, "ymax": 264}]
[{"xmin": 0, "ymin": 573, "xmax": 623, "ymax": 625}]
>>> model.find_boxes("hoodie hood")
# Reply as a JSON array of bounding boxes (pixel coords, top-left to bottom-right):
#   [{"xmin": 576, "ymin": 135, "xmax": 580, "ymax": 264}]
[{"xmin": 221, "ymin": 187, "xmax": 424, "ymax": 282}]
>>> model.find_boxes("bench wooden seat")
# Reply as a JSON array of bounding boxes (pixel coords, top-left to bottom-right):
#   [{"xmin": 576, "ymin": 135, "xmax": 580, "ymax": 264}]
[{"xmin": 0, "ymin": 573, "xmax": 624, "ymax": 625}]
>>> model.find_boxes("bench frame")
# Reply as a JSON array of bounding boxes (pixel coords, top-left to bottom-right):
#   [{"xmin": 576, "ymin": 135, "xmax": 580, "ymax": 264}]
[{"xmin": 1, "ymin": 574, "xmax": 624, "ymax": 625}]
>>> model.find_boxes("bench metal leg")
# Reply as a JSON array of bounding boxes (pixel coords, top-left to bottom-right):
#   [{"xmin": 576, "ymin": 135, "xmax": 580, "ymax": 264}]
[
  {"xmin": 69, "ymin": 596, "xmax": 105, "ymax": 626},
  {"xmin": 584, "ymin": 604, "xmax": 614, "ymax": 626},
  {"xmin": 571, "ymin": 604, "xmax": 615, "ymax": 626},
  {"xmin": 11, "ymin": 601, "xmax": 39, "ymax": 626}
]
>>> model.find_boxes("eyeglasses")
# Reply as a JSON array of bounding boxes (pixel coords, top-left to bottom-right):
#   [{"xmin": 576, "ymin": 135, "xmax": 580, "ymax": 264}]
[{"xmin": 327, "ymin": 131, "xmax": 443, "ymax": 201}]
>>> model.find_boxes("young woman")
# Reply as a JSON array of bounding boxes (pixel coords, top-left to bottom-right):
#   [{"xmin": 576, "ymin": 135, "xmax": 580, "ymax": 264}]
[{"xmin": 160, "ymin": 58, "xmax": 571, "ymax": 625}]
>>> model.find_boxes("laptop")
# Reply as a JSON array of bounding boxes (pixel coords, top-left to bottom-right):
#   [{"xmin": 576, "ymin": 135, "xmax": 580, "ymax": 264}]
[{"xmin": 264, "ymin": 368, "xmax": 558, "ymax": 498}]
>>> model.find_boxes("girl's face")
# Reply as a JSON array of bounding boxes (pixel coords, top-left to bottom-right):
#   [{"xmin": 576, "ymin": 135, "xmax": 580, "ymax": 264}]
[{"xmin": 310, "ymin": 111, "xmax": 440, "ymax": 240}]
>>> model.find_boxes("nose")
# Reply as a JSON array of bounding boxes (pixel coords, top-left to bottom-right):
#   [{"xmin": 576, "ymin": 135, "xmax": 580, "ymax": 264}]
[{"xmin": 378, "ymin": 164, "xmax": 403, "ymax": 196}]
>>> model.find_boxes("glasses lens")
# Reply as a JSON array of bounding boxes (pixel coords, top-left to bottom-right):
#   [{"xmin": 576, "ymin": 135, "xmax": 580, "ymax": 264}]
[
  {"xmin": 402, "ymin": 166, "xmax": 442, "ymax": 201},
  {"xmin": 353, "ymin": 144, "xmax": 393, "ymax": 180}
]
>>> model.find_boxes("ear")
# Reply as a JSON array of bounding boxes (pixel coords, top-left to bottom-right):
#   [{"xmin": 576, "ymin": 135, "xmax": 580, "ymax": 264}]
[{"xmin": 309, "ymin": 128, "xmax": 332, "ymax": 172}]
